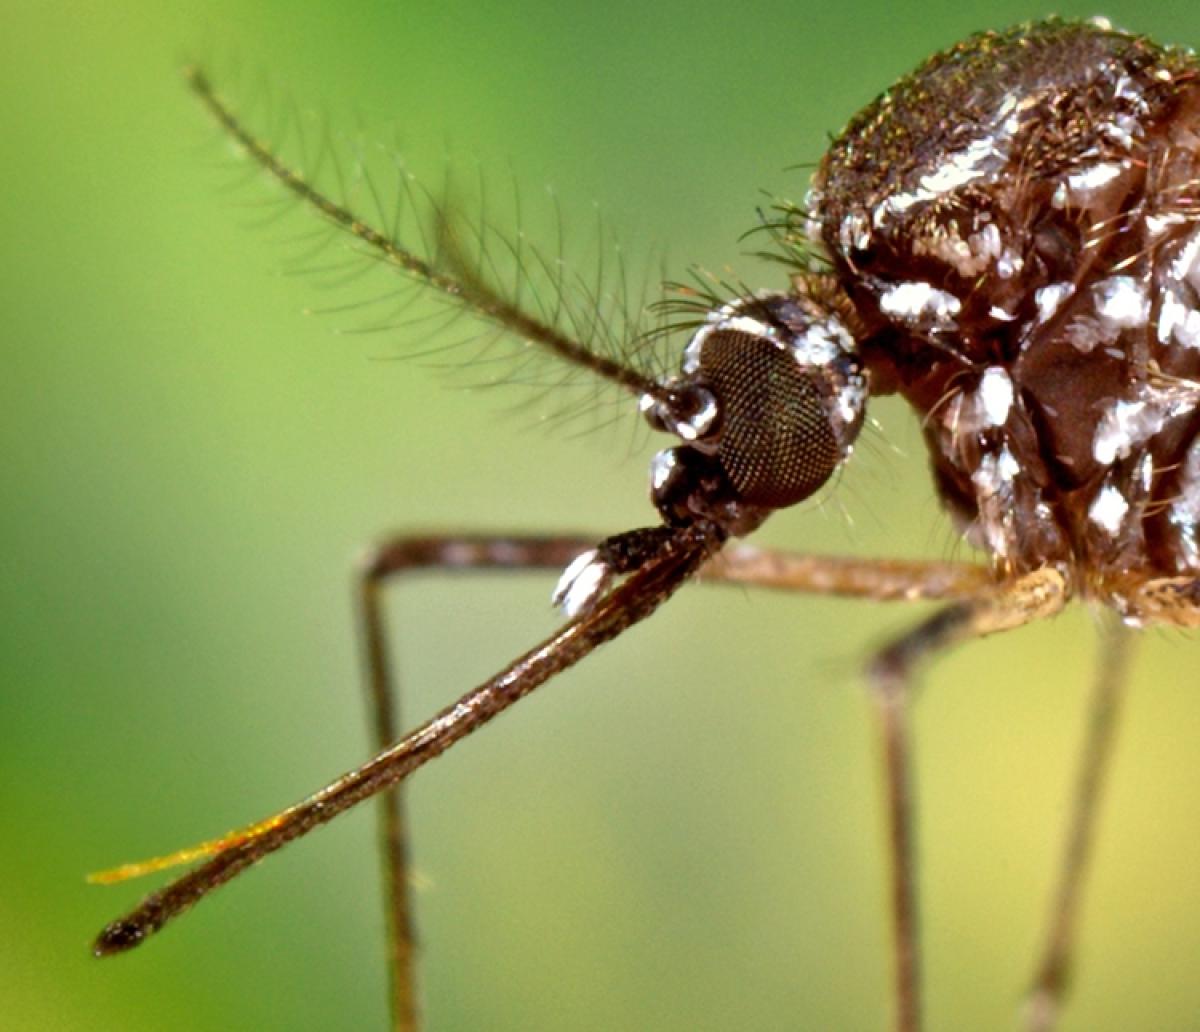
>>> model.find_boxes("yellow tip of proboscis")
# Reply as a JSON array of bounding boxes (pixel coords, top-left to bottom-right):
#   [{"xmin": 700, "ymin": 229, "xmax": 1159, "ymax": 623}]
[
  {"xmin": 87, "ymin": 841, "xmax": 222, "ymax": 885},
  {"xmin": 87, "ymin": 813, "xmax": 289, "ymax": 885}
]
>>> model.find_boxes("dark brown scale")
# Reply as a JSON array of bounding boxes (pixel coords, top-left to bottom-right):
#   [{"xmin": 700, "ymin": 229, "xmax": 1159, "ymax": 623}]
[{"xmin": 811, "ymin": 18, "xmax": 1200, "ymax": 585}]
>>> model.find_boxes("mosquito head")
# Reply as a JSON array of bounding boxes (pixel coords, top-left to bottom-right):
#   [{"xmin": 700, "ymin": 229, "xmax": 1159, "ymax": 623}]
[{"xmin": 641, "ymin": 292, "xmax": 867, "ymax": 535}]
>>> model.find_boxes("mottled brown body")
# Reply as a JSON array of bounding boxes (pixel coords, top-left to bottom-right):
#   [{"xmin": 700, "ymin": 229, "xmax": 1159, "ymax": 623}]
[{"xmin": 813, "ymin": 20, "xmax": 1200, "ymax": 597}]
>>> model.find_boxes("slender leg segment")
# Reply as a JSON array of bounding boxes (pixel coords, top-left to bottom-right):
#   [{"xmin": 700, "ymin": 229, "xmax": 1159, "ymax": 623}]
[
  {"xmin": 357, "ymin": 533, "xmax": 602, "ymax": 1032},
  {"xmin": 865, "ymin": 568, "xmax": 1069, "ymax": 1032},
  {"xmin": 711, "ymin": 546, "xmax": 991, "ymax": 602},
  {"xmin": 1024, "ymin": 620, "xmax": 1134, "ymax": 1032}
]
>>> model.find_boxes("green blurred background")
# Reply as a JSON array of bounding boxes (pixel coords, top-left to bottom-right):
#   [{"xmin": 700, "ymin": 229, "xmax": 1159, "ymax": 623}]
[{"xmin": 6, "ymin": 1, "xmax": 1200, "ymax": 1029}]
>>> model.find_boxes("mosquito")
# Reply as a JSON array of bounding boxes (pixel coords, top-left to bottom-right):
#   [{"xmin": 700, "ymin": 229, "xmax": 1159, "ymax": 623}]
[{"xmin": 91, "ymin": 16, "xmax": 1200, "ymax": 1032}]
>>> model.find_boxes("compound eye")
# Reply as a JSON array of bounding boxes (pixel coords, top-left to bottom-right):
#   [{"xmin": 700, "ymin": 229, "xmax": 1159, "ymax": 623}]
[
  {"xmin": 699, "ymin": 330, "xmax": 835, "ymax": 506},
  {"xmin": 691, "ymin": 299, "xmax": 866, "ymax": 510}
]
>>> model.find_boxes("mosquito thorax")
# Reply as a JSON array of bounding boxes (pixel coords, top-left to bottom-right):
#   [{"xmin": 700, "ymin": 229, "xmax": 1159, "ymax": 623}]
[
  {"xmin": 807, "ymin": 17, "xmax": 1200, "ymax": 587},
  {"xmin": 640, "ymin": 292, "xmax": 867, "ymax": 534}
]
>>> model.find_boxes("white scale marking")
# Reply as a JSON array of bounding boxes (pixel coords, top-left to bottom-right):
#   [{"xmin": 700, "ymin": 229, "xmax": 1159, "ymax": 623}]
[
  {"xmin": 977, "ymin": 366, "xmax": 1014, "ymax": 427},
  {"xmin": 1052, "ymin": 161, "xmax": 1126, "ymax": 208},
  {"xmin": 1089, "ymin": 485, "xmax": 1130, "ymax": 535},
  {"xmin": 970, "ymin": 447, "xmax": 1020, "ymax": 558},
  {"xmin": 1035, "ymin": 282, "xmax": 1072, "ymax": 322},
  {"xmin": 552, "ymin": 550, "xmax": 609, "ymax": 618},
  {"xmin": 1093, "ymin": 275, "xmax": 1149, "ymax": 329},
  {"xmin": 1157, "ymin": 290, "xmax": 1200, "ymax": 349},
  {"xmin": 650, "ymin": 449, "xmax": 676, "ymax": 491},
  {"xmin": 1093, "ymin": 383, "xmax": 1200, "ymax": 465},
  {"xmin": 790, "ymin": 319, "xmax": 851, "ymax": 367},
  {"xmin": 1170, "ymin": 439, "xmax": 1200, "ymax": 567},
  {"xmin": 879, "ymin": 281, "xmax": 961, "ymax": 326}
]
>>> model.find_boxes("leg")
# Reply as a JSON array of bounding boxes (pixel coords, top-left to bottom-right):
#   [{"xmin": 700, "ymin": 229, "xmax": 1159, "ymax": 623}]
[
  {"xmin": 708, "ymin": 545, "xmax": 991, "ymax": 602},
  {"xmin": 356, "ymin": 539, "xmax": 993, "ymax": 1030},
  {"xmin": 358, "ymin": 542, "xmax": 1016, "ymax": 1032},
  {"xmin": 865, "ymin": 568, "xmax": 1069, "ymax": 1032},
  {"xmin": 356, "ymin": 533, "xmax": 599, "ymax": 1032},
  {"xmin": 1024, "ymin": 619, "xmax": 1135, "ymax": 1032}
]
